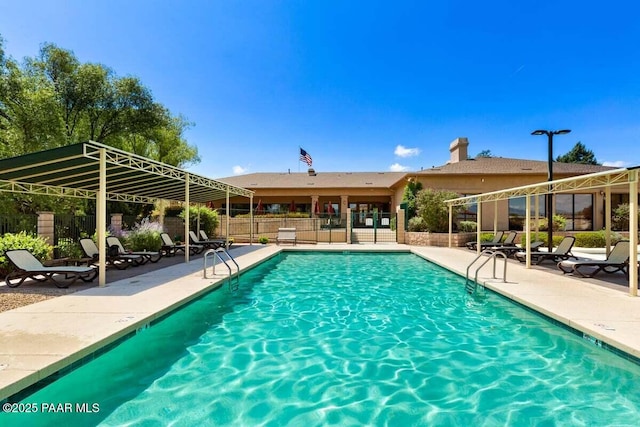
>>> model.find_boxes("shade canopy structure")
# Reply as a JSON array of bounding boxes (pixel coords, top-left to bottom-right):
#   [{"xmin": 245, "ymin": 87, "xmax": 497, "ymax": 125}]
[
  {"xmin": 445, "ymin": 167, "xmax": 639, "ymax": 296},
  {"xmin": 0, "ymin": 141, "xmax": 253, "ymax": 204},
  {"xmin": 0, "ymin": 141, "xmax": 254, "ymax": 285}
]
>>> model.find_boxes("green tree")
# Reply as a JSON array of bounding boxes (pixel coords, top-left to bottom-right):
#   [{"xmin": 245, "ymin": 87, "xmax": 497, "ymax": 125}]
[
  {"xmin": 556, "ymin": 142, "xmax": 599, "ymax": 165},
  {"xmin": 401, "ymin": 179, "xmax": 423, "ymax": 219},
  {"xmin": 475, "ymin": 149, "xmax": 493, "ymax": 158},
  {"xmin": 0, "ymin": 37, "xmax": 201, "ymax": 215},
  {"xmin": 415, "ymin": 188, "xmax": 463, "ymax": 232}
]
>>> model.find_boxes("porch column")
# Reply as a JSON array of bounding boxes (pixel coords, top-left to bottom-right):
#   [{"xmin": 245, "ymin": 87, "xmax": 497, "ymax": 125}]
[
  {"xmin": 476, "ymin": 201, "xmax": 482, "ymax": 254},
  {"xmin": 340, "ymin": 195, "xmax": 348, "ymax": 217},
  {"xmin": 311, "ymin": 195, "xmax": 319, "ymax": 217},
  {"xmin": 629, "ymin": 170, "xmax": 638, "ymax": 297},
  {"xmin": 97, "ymin": 148, "xmax": 107, "ymax": 287}
]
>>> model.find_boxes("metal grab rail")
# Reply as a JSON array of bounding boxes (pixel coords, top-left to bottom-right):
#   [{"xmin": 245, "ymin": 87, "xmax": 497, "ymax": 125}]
[
  {"xmin": 465, "ymin": 249, "xmax": 508, "ymax": 294},
  {"xmin": 204, "ymin": 247, "xmax": 240, "ymax": 291}
]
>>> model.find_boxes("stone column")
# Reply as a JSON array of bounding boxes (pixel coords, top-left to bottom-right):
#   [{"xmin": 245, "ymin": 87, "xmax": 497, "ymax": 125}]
[
  {"xmin": 311, "ymin": 195, "xmax": 319, "ymax": 217},
  {"xmin": 37, "ymin": 211, "xmax": 54, "ymax": 246},
  {"xmin": 340, "ymin": 195, "xmax": 348, "ymax": 216},
  {"xmin": 110, "ymin": 213, "xmax": 123, "ymax": 235}
]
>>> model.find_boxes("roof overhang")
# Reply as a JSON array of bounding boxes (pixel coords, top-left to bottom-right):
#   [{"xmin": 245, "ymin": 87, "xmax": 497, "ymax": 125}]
[
  {"xmin": 0, "ymin": 141, "xmax": 253, "ymax": 204},
  {"xmin": 445, "ymin": 167, "xmax": 639, "ymax": 207}
]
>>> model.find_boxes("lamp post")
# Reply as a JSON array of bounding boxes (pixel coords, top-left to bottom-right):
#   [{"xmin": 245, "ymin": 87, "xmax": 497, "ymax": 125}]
[{"xmin": 531, "ymin": 129, "xmax": 571, "ymax": 252}]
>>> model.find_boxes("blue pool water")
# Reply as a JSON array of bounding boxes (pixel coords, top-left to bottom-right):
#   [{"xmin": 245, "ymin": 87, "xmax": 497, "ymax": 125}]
[{"xmin": 3, "ymin": 252, "xmax": 640, "ymax": 426}]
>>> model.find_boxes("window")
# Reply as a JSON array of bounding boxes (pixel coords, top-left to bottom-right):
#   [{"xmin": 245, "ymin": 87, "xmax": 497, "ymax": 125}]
[
  {"xmin": 508, "ymin": 196, "xmax": 546, "ymax": 230},
  {"xmin": 556, "ymin": 194, "xmax": 593, "ymax": 231},
  {"xmin": 457, "ymin": 196, "xmax": 477, "ymax": 222}
]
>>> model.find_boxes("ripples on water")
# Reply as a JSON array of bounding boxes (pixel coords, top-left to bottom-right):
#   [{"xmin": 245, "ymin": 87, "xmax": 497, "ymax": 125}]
[{"xmin": 5, "ymin": 252, "xmax": 640, "ymax": 426}]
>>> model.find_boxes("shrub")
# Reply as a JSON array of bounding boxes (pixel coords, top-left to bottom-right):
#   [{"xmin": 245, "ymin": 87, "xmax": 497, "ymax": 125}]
[
  {"xmin": 479, "ymin": 232, "xmax": 496, "ymax": 242},
  {"xmin": 123, "ymin": 218, "xmax": 164, "ymax": 251},
  {"xmin": 258, "ymin": 236, "xmax": 269, "ymax": 244},
  {"xmin": 415, "ymin": 188, "xmax": 463, "ymax": 232},
  {"xmin": 0, "ymin": 232, "xmax": 53, "ymax": 275},
  {"xmin": 574, "ymin": 231, "xmax": 623, "ymax": 248},
  {"xmin": 408, "ymin": 217, "xmax": 427, "ymax": 232},
  {"xmin": 235, "ymin": 212, "xmax": 311, "ymax": 218},
  {"xmin": 179, "ymin": 206, "xmax": 219, "ymax": 237},
  {"xmin": 527, "ymin": 233, "xmax": 568, "ymax": 247},
  {"xmin": 532, "ymin": 215, "xmax": 567, "ymax": 231},
  {"xmin": 459, "ymin": 221, "xmax": 477, "ymax": 232},
  {"xmin": 612, "ymin": 203, "xmax": 640, "ymax": 230},
  {"xmin": 56, "ymin": 239, "xmax": 84, "ymax": 258}
]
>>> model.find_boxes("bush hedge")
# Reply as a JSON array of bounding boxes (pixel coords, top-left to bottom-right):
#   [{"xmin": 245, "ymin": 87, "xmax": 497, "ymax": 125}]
[
  {"xmin": 0, "ymin": 232, "xmax": 53, "ymax": 275},
  {"xmin": 459, "ymin": 221, "xmax": 477, "ymax": 232},
  {"xmin": 573, "ymin": 231, "xmax": 623, "ymax": 248}
]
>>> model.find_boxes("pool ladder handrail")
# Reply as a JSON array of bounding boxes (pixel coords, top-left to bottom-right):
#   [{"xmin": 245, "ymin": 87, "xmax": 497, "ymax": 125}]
[
  {"xmin": 465, "ymin": 249, "xmax": 508, "ymax": 294},
  {"xmin": 204, "ymin": 247, "xmax": 240, "ymax": 291}
]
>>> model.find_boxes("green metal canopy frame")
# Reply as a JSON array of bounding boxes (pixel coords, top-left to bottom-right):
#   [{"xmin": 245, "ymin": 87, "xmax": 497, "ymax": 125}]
[{"xmin": 0, "ymin": 141, "xmax": 255, "ymax": 286}]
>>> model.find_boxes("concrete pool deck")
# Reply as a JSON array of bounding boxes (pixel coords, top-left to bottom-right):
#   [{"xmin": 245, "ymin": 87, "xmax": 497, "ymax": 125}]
[{"xmin": 1, "ymin": 243, "xmax": 640, "ymax": 401}]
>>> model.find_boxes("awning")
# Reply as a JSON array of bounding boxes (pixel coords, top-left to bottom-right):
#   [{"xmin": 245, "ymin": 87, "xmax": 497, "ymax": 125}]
[
  {"xmin": 445, "ymin": 167, "xmax": 638, "ymax": 296},
  {"xmin": 0, "ymin": 141, "xmax": 253, "ymax": 203},
  {"xmin": 0, "ymin": 141, "xmax": 255, "ymax": 286}
]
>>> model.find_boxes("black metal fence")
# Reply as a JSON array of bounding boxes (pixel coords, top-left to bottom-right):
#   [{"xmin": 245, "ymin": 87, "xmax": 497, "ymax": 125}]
[
  {"xmin": 350, "ymin": 211, "xmax": 397, "ymax": 243},
  {"xmin": 0, "ymin": 214, "xmax": 38, "ymax": 236},
  {"xmin": 53, "ymin": 215, "xmax": 96, "ymax": 258}
]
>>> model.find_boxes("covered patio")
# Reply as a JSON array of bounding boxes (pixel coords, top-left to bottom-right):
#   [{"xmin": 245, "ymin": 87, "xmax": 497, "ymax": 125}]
[
  {"xmin": 446, "ymin": 167, "xmax": 639, "ymax": 295},
  {"xmin": 0, "ymin": 141, "xmax": 254, "ymax": 286}
]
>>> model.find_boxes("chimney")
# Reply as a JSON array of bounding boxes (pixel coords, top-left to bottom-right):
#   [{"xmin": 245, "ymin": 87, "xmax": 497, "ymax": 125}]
[
  {"xmin": 449, "ymin": 137, "xmax": 469, "ymax": 163},
  {"xmin": 308, "ymin": 168, "xmax": 316, "ymax": 176}
]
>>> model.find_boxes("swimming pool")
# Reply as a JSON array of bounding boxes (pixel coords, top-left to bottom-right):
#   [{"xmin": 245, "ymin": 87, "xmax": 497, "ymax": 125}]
[{"xmin": 3, "ymin": 251, "xmax": 640, "ymax": 426}]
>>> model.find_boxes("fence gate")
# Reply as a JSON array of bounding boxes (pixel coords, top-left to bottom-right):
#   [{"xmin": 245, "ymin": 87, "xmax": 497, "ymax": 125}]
[{"xmin": 350, "ymin": 211, "xmax": 396, "ymax": 243}]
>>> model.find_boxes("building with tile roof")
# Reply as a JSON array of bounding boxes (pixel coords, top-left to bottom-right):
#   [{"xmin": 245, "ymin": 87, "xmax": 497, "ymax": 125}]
[{"xmin": 219, "ymin": 137, "xmax": 619, "ymax": 231}]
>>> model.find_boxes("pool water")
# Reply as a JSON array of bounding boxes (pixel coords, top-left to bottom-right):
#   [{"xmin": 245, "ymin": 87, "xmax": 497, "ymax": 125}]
[{"xmin": 3, "ymin": 252, "xmax": 640, "ymax": 426}]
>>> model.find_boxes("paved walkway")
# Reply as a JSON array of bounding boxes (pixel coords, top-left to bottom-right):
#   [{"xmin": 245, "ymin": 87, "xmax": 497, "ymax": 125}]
[{"xmin": 1, "ymin": 243, "xmax": 640, "ymax": 401}]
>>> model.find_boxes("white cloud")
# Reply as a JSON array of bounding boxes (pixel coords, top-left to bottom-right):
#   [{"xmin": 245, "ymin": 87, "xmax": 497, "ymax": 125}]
[
  {"xmin": 389, "ymin": 163, "xmax": 410, "ymax": 172},
  {"xmin": 232, "ymin": 165, "xmax": 248, "ymax": 175},
  {"xmin": 602, "ymin": 160, "xmax": 628, "ymax": 168},
  {"xmin": 394, "ymin": 145, "xmax": 420, "ymax": 158}
]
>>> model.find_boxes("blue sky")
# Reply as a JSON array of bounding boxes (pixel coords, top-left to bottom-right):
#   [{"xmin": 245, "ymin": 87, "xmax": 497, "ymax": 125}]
[{"xmin": 1, "ymin": 1, "xmax": 638, "ymax": 178}]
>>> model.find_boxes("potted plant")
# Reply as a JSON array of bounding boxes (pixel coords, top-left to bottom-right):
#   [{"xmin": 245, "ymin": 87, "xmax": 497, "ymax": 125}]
[{"xmin": 258, "ymin": 236, "xmax": 269, "ymax": 244}]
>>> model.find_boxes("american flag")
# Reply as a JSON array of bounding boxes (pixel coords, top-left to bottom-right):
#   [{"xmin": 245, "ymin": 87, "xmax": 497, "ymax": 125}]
[{"xmin": 299, "ymin": 148, "xmax": 313, "ymax": 167}]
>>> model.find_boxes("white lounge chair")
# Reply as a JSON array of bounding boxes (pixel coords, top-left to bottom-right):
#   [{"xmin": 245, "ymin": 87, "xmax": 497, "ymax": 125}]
[
  {"xmin": 558, "ymin": 240, "xmax": 631, "ymax": 278},
  {"xmin": 4, "ymin": 249, "xmax": 98, "ymax": 288},
  {"xmin": 80, "ymin": 238, "xmax": 143, "ymax": 270},
  {"xmin": 277, "ymin": 228, "xmax": 297, "ymax": 245},
  {"xmin": 106, "ymin": 236, "xmax": 162, "ymax": 264}
]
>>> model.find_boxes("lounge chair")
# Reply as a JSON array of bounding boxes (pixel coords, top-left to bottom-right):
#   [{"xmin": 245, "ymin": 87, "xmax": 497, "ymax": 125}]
[
  {"xmin": 277, "ymin": 227, "xmax": 297, "ymax": 245},
  {"xmin": 492, "ymin": 240, "xmax": 544, "ymax": 257},
  {"xmin": 160, "ymin": 232, "xmax": 203, "ymax": 255},
  {"xmin": 189, "ymin": 231, "xmax": 223, "ymax": 251},
  {"xmin": 79, "ymin": 238, "xmax": 143, "ymax": 269},
  {"xmin": 106, "ymin": 236, "xmax": 162, "ymax": 264},
  {"xmin": 199, "ymin": 230, "xmax": 231, "ymax": 249},
  {"xmin": 558, "ymin": 240, "xmax": 631, "ymax": 278},
  {"xmin": 4, "ymin": 249, "xmax": 98, "ymax": 288},
  {"xmin": 515, "ymin": 236, "xmax": 577, "ymax": 265},
  {"xmin": 466, "ymin": 231, "xmax": 505, "ymax": 250}
]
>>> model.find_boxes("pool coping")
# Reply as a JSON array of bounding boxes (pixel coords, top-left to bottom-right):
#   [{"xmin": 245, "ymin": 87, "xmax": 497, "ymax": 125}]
[{"xmin": 2, "ymin": 243, "xmax": 640, "ymax": 402}]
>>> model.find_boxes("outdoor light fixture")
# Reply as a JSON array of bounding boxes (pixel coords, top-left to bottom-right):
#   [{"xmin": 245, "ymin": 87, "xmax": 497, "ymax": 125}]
[{"xmin": 531, "ymin": 129, "xmax": 572, "ymax": 252}]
